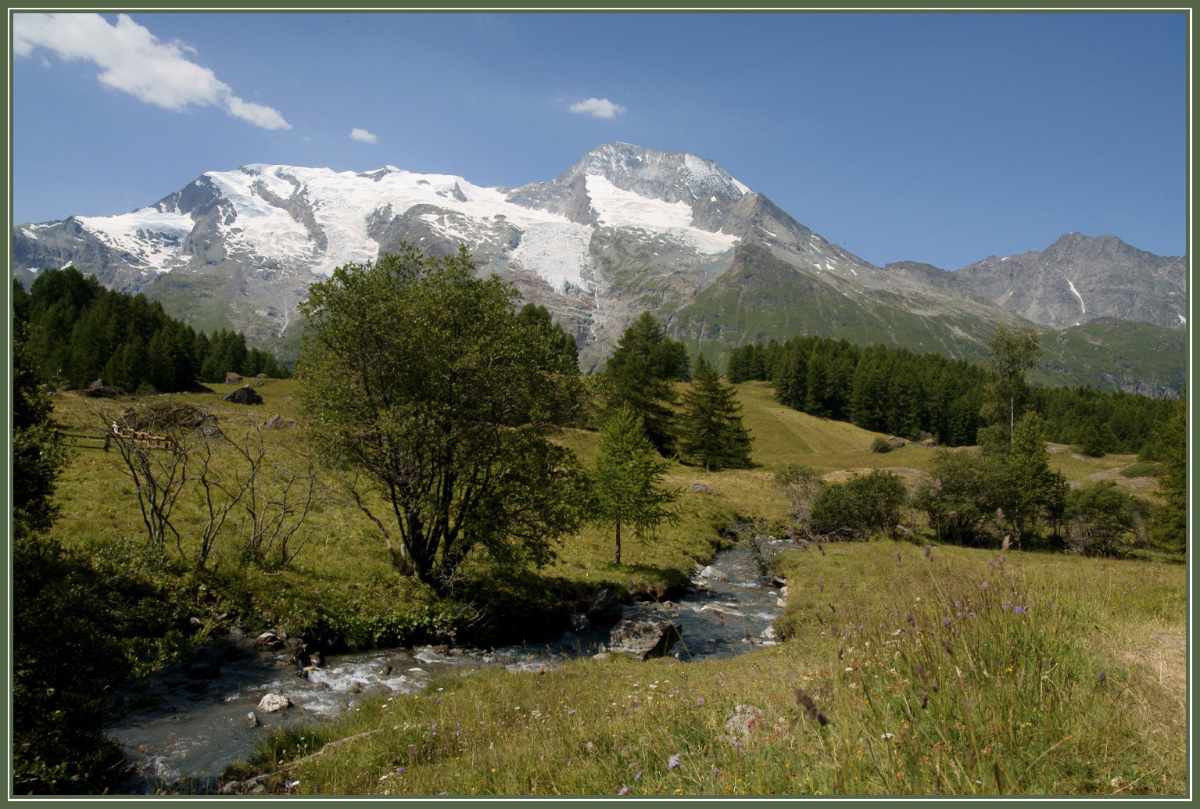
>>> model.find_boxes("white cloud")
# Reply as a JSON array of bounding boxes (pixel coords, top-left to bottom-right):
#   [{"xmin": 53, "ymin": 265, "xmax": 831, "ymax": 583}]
[
  {"xmin": 350, "ymin": 128, "xmax": 378, "ymax": 145},
  {"xmin": 569, "ymin": 97, "xmax": 626, "ymax": 119},
  {"xmin": 12, "ymin": 12, "xmax": 290, "ymax": 130}
]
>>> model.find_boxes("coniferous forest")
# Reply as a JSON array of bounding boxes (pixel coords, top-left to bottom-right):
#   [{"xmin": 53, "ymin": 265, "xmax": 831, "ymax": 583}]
[
  {"xmin": 726, "ymin": 337, "xmax": 1176, "ymax": 455},
  {"xmin": 13, "ymin": 268, "xmax": 289, "ymax": 393}
]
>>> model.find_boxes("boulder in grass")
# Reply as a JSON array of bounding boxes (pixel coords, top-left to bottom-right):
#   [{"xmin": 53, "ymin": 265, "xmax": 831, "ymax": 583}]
[
  {"xmin": 225, "ymin": 372, "xmax": 243, "ymax": 385},
  {"xmin": 723, "ymin": 704, "xmax": 764, "ymax": 746},
  {"xmin": 887, "ymin": 436, "xmax": 906, "ymax": 450},
  {"xmin": 224, "ymin": 386, "xmax": 263, "ymax": 405},
  {"xmin": 264, "ymin": 414, "xmax": 286, "ymax": 430}
]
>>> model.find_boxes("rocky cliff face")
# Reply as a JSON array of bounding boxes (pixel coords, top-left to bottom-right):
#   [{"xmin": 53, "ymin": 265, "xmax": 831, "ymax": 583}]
[{"xmin": 954, "ymin": 232, "xmax": 1186, "ymax": 329}]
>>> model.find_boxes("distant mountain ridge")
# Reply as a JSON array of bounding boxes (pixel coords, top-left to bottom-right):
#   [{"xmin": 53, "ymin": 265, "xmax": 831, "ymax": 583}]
[
  {"xmin": 11, "ymin": 143, "xmax": 1186, "ymax": 395},
  {"xmin": 953, "ymin": 232, "xmax": 1186, "ymax": 329}
]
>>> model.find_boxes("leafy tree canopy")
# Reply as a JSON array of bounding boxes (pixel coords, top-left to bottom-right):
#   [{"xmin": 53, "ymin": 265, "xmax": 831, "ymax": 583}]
[{"xmin": 298, "ymin": 244, "xmax": 586, "ymax": 593}]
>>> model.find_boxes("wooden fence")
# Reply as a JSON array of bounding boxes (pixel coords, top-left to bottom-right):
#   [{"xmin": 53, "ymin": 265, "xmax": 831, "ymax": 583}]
[{"xmin": 55, "ymin": 428, "xmax": 176, "ymax": 453}]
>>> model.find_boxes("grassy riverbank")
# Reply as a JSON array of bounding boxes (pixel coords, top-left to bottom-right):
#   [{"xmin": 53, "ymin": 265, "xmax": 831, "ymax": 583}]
[{"xmin": 227, "ymin": 541, "xmax": 1185, "ymax": 796}]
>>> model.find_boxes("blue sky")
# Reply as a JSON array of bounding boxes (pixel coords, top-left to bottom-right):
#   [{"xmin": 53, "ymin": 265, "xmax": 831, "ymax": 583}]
[{"xmin": 10, "ymin": 11, "xmax": 1188, "ymax": 271}]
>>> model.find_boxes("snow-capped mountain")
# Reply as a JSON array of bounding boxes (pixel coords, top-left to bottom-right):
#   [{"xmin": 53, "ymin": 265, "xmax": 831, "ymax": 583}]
[{"xmin": 10, "ymin": 143, "xmax": 1186, "ymax": 389}]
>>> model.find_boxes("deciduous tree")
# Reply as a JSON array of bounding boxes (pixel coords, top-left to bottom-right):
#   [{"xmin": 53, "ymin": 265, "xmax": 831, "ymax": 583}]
[{"xmin": 299, "ymin": 244, "xmax": 586, "ymax": 593}]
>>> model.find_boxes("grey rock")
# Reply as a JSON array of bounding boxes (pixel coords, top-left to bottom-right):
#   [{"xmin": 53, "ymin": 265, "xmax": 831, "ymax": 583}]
[
  {"xmin": 223, "ymin": 385, "xmax": 263, "ymax": 405},
  {"xmin": 569, "ymin": 613, "xmax": 591, "ymax": 632},
  {"xmin": 699, "ymin": 566, "xmax": 731, "ymax": 583},
  {"xmin": 257, "ymin": 693, "xmax": 291, "ymax": 713},
  {"xmin": 689, "ymin": 482, "xmax": 715, "ymax": 494},
  {"xmin": 225, "ymin": 372, "xmax": 242, "ymax": 385},
  {"xmin": 244, "ymin": 711, "xmax": 259, "ymax": 729},
  {"xmin": 723, "ymin": 704, "xmax": 765, "ymax": 745},
  {"xmin": 608, "ymin": 618, "xmax": 681, "ymax": 661}
]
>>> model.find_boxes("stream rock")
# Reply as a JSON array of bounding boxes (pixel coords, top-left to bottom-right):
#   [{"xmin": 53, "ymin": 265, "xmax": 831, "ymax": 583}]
[
  {"xmin": 257, "ymin": 693, "xmax": 292, "ymax": 713},
  {"xmin": 699, "ymin": 566, "xmax": 731, "ymax": 582},
  {"xmin": 608, "ymin": 618, "xmax": 681, "ymax": 661},
  {"xmin": 569, "ymin": 613, "xmax": 591, "ymax": 632}
]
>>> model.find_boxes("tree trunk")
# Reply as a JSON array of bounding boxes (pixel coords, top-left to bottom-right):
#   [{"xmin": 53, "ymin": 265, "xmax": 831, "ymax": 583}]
[{"xmin": 614, "ymin": 519, "xmax": 622, "ymax": 566}]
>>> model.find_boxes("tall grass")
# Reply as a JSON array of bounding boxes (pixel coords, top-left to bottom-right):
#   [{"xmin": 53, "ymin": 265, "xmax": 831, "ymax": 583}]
[{"xmin": 231, "ymin": 542, "xmax": 1185, "ymax": 796}]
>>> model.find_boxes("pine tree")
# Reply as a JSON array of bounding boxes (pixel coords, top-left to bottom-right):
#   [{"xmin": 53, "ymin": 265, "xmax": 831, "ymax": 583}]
[
  {"xmin": 678, "ymin": 355, "xmax": 753, "ymax": 471},
  {"xmin": 590, "ymin": 406, "xmax": 678, "ymax": 565}
]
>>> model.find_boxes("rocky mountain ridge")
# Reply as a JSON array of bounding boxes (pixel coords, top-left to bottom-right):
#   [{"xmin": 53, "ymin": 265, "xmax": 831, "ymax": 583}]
[{"xmin": 11, "ymin": 143, "xmax": 1186, "ymax": 392}]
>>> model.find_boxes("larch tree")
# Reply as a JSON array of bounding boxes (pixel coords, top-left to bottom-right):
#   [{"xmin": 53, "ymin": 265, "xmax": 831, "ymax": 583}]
[{"xmin": 590, "ymin": 406, "xmax": 679, "ymax": 566}]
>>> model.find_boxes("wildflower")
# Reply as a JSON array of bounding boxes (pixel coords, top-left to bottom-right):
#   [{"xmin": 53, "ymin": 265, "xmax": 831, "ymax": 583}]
[
  {"xmin": 881, "ymin": 733, "xmax": 894, "ymax": 740},
  {"xmin": 635, "ymin": 772, "xmax": 642, "ymax": 782},
  {"xmin": 284, "ymin": 780, "xmax": 300, "ymax": 789},
  {"xmin": 618, "ymin": 786, "xmax": 630, "ymax": 795},
  {"xmin": 697, "ymin": 698, "xmax": 705, "ymax": 707},
  {"xmin": 668, "ymin": 753, "xmax": 680, "ymax": 769},
  {"xmin": 1014, "ymin": 606, "xmax": 1027, "ymax": 615}
]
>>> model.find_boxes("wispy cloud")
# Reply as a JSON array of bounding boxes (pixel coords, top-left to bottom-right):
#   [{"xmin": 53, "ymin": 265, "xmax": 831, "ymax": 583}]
[
  {"xmin": 13, "ymin": 12, "xmax": 290, "ymax": 130},
  {"xmin": 569, "ymin": 97, "xmax": 626, "ymax": 119},
  {"xmin": 350, "ymin": 128, "xmax": 378, "ymax": 145}
]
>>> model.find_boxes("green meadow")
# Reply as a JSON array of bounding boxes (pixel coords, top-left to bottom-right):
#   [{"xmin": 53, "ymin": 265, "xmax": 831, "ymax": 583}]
[{"xmin": 41, "ymin": 377, "xmax": 1184, "ymax": 796}]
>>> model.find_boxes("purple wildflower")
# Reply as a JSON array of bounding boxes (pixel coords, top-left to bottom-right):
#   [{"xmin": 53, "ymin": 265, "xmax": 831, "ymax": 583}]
[
  {"xmin": 1002, "ymin": 601, "xmax": 1011, "ymax": 611},
  {"xmin": 635, "ymin": 772, "xmax": 642, "ymax": 782},
  {"xmin": 697, "ymin": 698, "xmax": 705, "ymax": 707},
  {"xmin": 668, "ymin": 753, "xmax": 681, "ymax": 770},
  {"xmin": 1014, "ymin": 606, "xmax": 1027, "ymax": 615},
  {"xmin": 618, "ymin": 786, "xmax": 630, "ymax": 796}
]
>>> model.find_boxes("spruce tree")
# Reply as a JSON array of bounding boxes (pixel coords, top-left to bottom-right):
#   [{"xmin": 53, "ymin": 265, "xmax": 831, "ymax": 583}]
[
  {"xmin": 678, "ymin": 355, "xmax": 754, "ymax": 471},
  {"xmin": 601, "ymin": 313, "xmax": 686, "ymax": 454}
]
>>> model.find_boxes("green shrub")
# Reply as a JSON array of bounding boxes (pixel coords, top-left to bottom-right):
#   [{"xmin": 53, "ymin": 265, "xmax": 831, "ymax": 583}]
[
  {"xmin": 1120, "ymin": 461, "xmax": 1161, "ymax": 478},
  {"xmin": 1064, "ymin": 482, "xmax": 1147, "ymax": 557},
  {"xmin": 870, "ymin": 436, "xmax": 892, "ymax": 453},
  {"xmin": 809, "ymin": 470, "xmax": 907, "ymax": 539}
]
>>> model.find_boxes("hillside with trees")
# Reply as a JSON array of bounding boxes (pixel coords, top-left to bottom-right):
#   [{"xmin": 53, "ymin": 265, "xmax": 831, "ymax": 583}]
[{"xmin": 15, "ymin": 267, "xmax": 288, "ymax": 394}]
